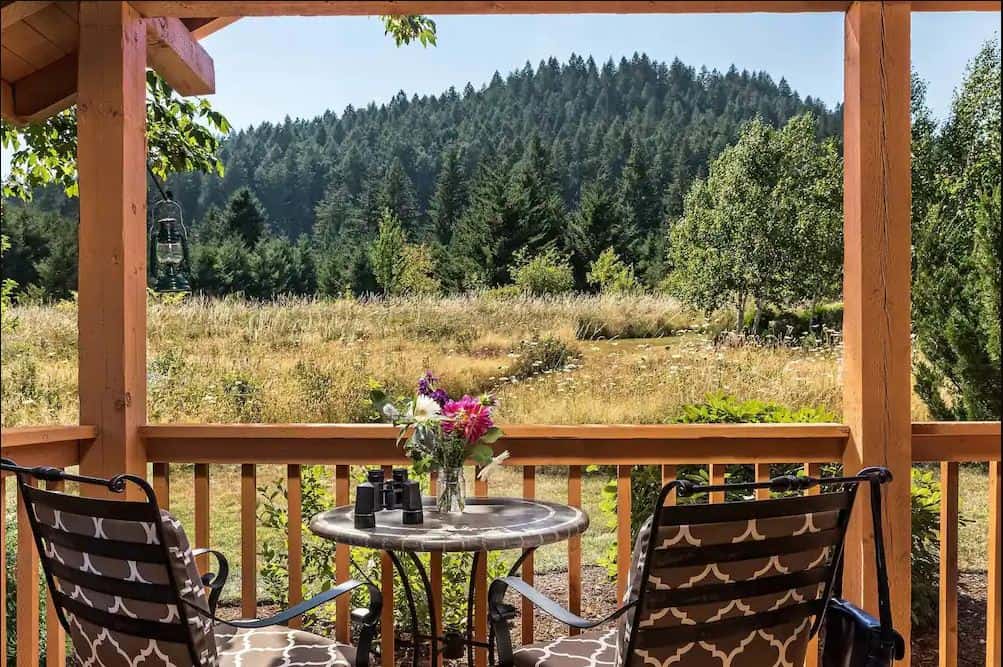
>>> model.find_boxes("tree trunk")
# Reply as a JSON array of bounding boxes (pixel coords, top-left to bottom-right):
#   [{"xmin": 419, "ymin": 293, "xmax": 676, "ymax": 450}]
[
  {"xmin": 735, "ymin": 292, "xmax": 747, "ymax": 332},
  {"xmin": 752, "ymin": 299, "xmax": 763, "ymax": 334}
]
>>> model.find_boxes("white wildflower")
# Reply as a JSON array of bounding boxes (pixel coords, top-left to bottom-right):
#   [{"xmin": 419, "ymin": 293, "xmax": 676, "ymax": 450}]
[{"xmin": 477, "ymin": 450, "xmax": 510, "ymax": 481}]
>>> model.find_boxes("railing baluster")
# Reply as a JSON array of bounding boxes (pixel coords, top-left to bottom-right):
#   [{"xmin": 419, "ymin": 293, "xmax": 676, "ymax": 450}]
[
  {"xmin": 194, "ymin": 464, "xmax": 210, "ymax": 574},
  {"xmin": 287, "ymin": 464, "xmax": 303, "ymax": 629},
  {"xmin": 380, "ymin": 465, "xmax": 394, "ymax": 667},
  {"xmin": 709, "ymin": 463, "xmax": 726, "ymax": 504},
  {"xmin": 1, "ymin": 472, "xmax": 7, "ymax": 659},
  {"xmin": 755, "ymin": 463, "xmax": 770, "ymax": 500},
  {"xmin": 522, "ymin": 466, "xmax": 536, "ymax": 644},
  {"xmin": 474, "ymin": 468, "xmax": 489, "ymax": 667},
  {"xmin": 616, "ymin": 464, "xmax": 631, "ymax": 601},
  {"xmin": 335, "ymin": 464, "xmax": 351, "ymax": 644},
  {"xmin": 987, "ymin": 460, "xmax": 1001, "ymax": 667},
  {"xmin": 44, "ymin": 476, "xmax": 67, "ymax": 667},
  {"xmin": 567, "ymin": 465, "xmax": 582, "ymax": 635},
  {"xmin": 428, "ymin": 471, "xmax": 443, "ymax": 665},
  {"xmin": 16, "ymin": 478, "xmax": 39, "ymax": 667},
  {"xmin": 938, "ymin": 461, "xmax": 959, "ymax": 667},
  {"xmin": 804, "ymin": 462, "xmax": 823, "ymax": 667},
  {"xmin": 153, "ymin": 462, "xmax": 170, "ymax": 511},
  {"xmin": 661, "ymin": 464, "xmax": 676, "ymax": 505},
  {"xmin": 241, "ymin": 464, "xmax": 257, "ymax": 619}
]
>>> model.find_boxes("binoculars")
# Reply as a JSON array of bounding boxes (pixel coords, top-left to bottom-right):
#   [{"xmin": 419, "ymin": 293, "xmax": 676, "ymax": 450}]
[{"xmin": 354, "ymin": 468, "xmax": 423, "ymax": 528}]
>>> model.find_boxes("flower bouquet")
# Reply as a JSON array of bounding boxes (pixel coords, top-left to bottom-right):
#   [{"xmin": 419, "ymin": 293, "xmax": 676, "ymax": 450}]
[{"xmin": 371, "ymin": 372, "xmax": 508, "ymax": 513}]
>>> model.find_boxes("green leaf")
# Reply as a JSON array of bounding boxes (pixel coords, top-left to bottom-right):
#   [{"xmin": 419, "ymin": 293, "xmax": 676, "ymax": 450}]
[
  {"xmin": 478, "ymin": 427, "xmax": 503, "ymax": 444},
  {"xmin": 468, "ymin": 444, "xmax": 493, "ymax": 465}
]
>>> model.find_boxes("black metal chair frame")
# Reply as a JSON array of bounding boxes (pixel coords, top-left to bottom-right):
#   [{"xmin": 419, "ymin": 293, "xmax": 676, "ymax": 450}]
[
  {"xmin": 1, "ymin": 458, "xmax": 382, "ymax": 667},
  {"xmin": 488, "ymin": 467, "xmax": 894, "ymax": 667}
]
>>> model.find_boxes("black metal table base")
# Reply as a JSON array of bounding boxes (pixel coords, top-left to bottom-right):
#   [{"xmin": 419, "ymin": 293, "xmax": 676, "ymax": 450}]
[{"xmin": 386, "ymin": 548, "xmax": 535, "ymax": 666}]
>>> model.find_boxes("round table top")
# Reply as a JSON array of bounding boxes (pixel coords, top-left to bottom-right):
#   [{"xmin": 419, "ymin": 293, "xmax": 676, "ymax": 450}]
[{"xmin": 309, "ymin": 496, "xmax": 589, "ymax": 553}]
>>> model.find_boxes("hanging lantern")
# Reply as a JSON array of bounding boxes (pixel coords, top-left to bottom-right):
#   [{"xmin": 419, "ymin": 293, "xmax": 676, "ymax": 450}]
[{"xmin": 149, "ymin": 194, "xmax": 191, "ymax": 294}]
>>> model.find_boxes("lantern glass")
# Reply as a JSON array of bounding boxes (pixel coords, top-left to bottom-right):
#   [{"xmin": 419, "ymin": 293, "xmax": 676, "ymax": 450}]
[{"xmin": 150, "ymin": 201, "xmax": 191, "ymax": 293}]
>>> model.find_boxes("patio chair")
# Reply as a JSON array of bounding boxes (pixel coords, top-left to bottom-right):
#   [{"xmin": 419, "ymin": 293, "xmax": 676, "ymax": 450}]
[
  {"xmin": 489, "ymin": 468, "xmax": 900, "ymax": 667},
  {"xmin": 1, "ymin": 459, "xmax": 380, "ymax": 667}
]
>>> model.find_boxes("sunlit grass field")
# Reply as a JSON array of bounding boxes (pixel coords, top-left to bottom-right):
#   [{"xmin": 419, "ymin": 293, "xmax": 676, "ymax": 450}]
[{"xmin": 2, "ymin": 293, "xmax": 989, "ymax": 604}]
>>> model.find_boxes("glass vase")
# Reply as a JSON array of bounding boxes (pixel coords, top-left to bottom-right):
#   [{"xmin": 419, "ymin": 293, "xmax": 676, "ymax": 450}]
[{"xmin": 436, "ymin": 466, "xmax": 466, "ymax": 514}]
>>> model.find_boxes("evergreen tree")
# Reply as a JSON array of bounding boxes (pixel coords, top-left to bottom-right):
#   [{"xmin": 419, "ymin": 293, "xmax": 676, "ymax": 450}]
[
  {"xmin": 566, "ymin": 177, "xmax": 624, "ymax": 287},
  {"xmin": 503, "ymin": 135, "xmax": 566, "ymax": 264},
  {"xmin": 429, "ymin": 149, "xmax": 468, "ymax": 245},
  {"xmin": 222, "ymin": 187, "xmax": 267, "ymax": 247},
  {"xmin": 450, "ymin": 162, "xmax": 510, "ymax": 287},
  {"xmin": 369, "ymin": 209, "xmax": 408, "ymax": 295},
  {"xmin": 379, "ymin": 159, "xmax": 419, "ymax": 234},
  {"xmin": 913, "ymin": 39, "xmax": 1001, "ymax": 420}
]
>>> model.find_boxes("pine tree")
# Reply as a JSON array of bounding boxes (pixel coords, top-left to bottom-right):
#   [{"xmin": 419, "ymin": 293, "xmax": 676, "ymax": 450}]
[
  {"xmin": 429, "ymin": 149, "xmax": 467, "ymax": 245},
  {"xmin": 617, "ymin": 139, "xmax": 662, "ymax": 264},
  {"xmin": 379, "ymin": 159, "xmax": 419, "ymax": 234},
  {"xmin": 369, "ymin": 208, "xmax": 408, "ymax": 295},
  {"xmin": 566, "ymin": 177, "xmax": 624, "ymax": 287},
  {"xmin": 222, "ymin": 187, "xmax": 267, "ymax": 247}
]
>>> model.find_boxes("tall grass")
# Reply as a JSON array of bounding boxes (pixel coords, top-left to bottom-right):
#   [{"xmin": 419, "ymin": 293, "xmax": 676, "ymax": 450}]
[{"xmin": 3, "ymin": 293, "xmax": 935, "ymax": 427}]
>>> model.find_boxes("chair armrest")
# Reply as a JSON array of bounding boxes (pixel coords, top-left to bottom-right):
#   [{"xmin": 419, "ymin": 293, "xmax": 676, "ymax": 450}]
[
  {"xmin": 183, "ymin": 578, "xmax": 380, "ymax": 630},
  {"xmin": 489, "ymin": 576, "xmax": 636, "ymax": 630},
  {"xmin": 192, "ymin": 548, "xmax": 229, "ymax": 615}
]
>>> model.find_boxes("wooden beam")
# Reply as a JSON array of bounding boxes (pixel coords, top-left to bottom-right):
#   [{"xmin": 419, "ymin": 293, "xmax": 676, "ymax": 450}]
[
  {"xmin": 131, "ymin": 1, "xmax": 855, "ymax": 17},
  {"xmin": 1, "ymin": 0, "xmax": 51, "ymax": 29},
  {"xmin": 145, "ymin": 16, "xmax": 214, "ymax": 95},
  {"xmin": 9, "ymin": 52, "xmax": 75, "ymax": 121},
  {"xmin": 841, "ymin": 1, "xmax": 912, "ymax": 662},
  {"xmin": 911, "ymin": 1, "xmax": 1001, "ymax": 9},
  {"xmin": 0, "ymin": 78, "xmax": 23, "ymax": 124},
  {"xmin": 76, "ymin": 0, "xmax": 149, "ymax": 498},
  {"xmin": 183, "ymin": 16, "xmax": 239, "ymax": 39}
]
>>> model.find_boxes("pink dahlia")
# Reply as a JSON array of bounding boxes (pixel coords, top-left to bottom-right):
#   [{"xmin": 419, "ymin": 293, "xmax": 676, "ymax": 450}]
[{"xmin": 442, "ymin": 395, "xmax": 494, "ymax": 444}]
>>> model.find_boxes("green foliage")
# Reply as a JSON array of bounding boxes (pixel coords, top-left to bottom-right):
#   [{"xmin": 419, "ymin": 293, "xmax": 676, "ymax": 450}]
[
  {"xmin": 668, "ymin": 114, "xmax": 842, "ymax": 329},
  {"xmin": 369, "ymin": 209, "xmax": 408, "ymax": 295},
  {"xmin": 910, "ymin": 467, "xmax": 946, "ymax": 631},
  {"xmin": 379, "ymin": 15, "xmax": 437, "ymax": 48},
  {"xmin": 397, "ymin": 244, "xmax": 441, "ymax": 296},
  {"xmin": 1, "ymin": 71, "xmax": 230, "ymax": 201},
  {"xmin": 912, "ymin": 39, "xmax": 1001, "ymax": 420},
  {"xmin": 511, "ymin": 249, "xmax": 575, "ymax": 296},
  {"xmin": 1, "ymin": 235, "xmax": 16, "ymax": 332},
  {"xmin": 586, "ymin": 248, "xmax": 641, "ymax": 295}
]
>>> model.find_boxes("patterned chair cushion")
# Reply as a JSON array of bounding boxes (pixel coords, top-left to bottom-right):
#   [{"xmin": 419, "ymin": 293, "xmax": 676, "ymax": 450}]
[
  {"xmin": 215, "ymin": 625, "xmax": 356, "ymax": 667},
  {"xmin": 614, "ymin": 515, "xmax": 652, "ymax": 663},
  {"xmin": 512, "ymin": 628, "xmax": 617, "ymax": 667}
]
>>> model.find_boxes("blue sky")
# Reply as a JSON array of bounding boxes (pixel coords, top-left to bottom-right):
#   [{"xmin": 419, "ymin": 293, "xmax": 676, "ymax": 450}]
[{"xmin": 201, "ymin": 11, "xmax": 999, "ymax": 131}]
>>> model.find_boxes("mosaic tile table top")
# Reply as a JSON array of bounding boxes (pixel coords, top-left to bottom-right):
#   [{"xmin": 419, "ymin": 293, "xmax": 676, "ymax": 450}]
[{"xmin": 309, "ymin": 496, "xmax": 588, "ymax": 553}]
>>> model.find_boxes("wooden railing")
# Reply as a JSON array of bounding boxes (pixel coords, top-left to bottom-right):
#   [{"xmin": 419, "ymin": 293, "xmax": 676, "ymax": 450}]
[{"xmin": 2, "ymin": 422, "xmax": 1000, "ymax": 667}]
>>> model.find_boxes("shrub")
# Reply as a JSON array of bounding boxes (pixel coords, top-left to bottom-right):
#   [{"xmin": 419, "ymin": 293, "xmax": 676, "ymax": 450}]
[
  {"xmin": 510, "ymin": 249, "xmax": 574, "ymax": 296},
  {"xmin": 504, "ymin": 336, "xmax": 578, "ymax": 381},
  {"xmin": 742, "ymin": 302, "xmax": 843, "ymax": 338},
  {"xmin": 586, "ymin": 248, "xmax": 641, "ymax": 295},
  {"xmin": 398, "ymin": 244, "xmax": 441, "ymax": 296}
]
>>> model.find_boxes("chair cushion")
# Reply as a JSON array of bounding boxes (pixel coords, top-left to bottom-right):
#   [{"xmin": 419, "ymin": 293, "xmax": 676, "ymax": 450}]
[
  {"xmin": 512, "ymin": 628, "xmax": 617, "ymax": 667},
  {"xmin": 215, "ymin": 624, "xmax": 355, "ymax": 667}
]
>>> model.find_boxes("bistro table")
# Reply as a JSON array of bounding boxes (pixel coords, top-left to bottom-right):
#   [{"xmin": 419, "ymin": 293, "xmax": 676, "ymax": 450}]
[{"xmin": 309, "ymin": 496, "xmax": 589, "ymax": 666}]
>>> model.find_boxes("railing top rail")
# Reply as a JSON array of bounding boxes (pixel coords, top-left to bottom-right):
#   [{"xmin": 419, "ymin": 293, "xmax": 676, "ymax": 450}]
[{"xmin": 1, "ymin": 425, "xmax": 98, "ymax": 448}]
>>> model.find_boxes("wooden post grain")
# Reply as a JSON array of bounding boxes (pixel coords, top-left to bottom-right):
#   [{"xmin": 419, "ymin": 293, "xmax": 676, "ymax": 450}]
[
  {"xmin": 987, "ymin": 461, "xmax": 1001, "ymax": 667},
  {"xmin": 334, "ymin": 465, "xmax": 351, "ymax": 643},
  {"xmin": 842, "ymin": 1, "xmax": 913, "ymax": 660},
  {"xmin": 568, "ymin": 465, "xmax": 583, "ymax": 635},
  {"xmin": 522, "ymin": 466, "xmax": 536, "ymax": 643},
  {"xmin": 241, "ymin": 464, "xmax": 257, "ymax": 618},
  {"xmin": 16, "ymin": 479, "xmax": 39, "ymax": 667},
  {"xmin": 194, "ymin": 464, "xmax": 210, "ymax": 574},
  {"xmin": 76, "ymin": 1, "xmax": 148, "ymax": 498},
  {"xmin": 287, "ymin": 464, "xmax": 303, "ymax": 629},
  {"xmin": 939, "ymin": 462, "xmax": 959, "ymax": 667}
]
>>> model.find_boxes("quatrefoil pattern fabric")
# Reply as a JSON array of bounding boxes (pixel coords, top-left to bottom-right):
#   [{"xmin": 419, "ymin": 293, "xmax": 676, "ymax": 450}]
[
  {"xmin": 30, "ymin": 497, "xmax": 218, "ymax": 666},
  {"xmin": 622, "ymin": 503, "xmax": 840, "ymax": 667},
  {"xmin": 214, "ymin": 625, "xmax": 355, "ymax": 667},
  {"xmin": 513, "ymin": 628, "xmax": 618, "ymax": 667}
]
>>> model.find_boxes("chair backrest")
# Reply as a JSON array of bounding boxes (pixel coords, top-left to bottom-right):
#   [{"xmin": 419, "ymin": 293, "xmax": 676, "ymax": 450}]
[
  {"xmin": 1, "ymin": 459, "xmax": 218, "ymax": 667},
  {"xmin": 617, "ymin": 471, "xmax": 884, "ymax": 667}
]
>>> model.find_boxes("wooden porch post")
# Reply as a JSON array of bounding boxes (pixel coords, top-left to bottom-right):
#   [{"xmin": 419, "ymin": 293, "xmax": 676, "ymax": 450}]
[
  {"xmin": 76, "ymin": 1, "xmax": 149, "ymax": 498},
  {"xmin": 842, "ymin": 0, "xmax": 913, "ymax": 661}
]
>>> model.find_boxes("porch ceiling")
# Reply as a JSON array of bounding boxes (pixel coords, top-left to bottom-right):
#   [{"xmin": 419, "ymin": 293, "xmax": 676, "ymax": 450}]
[{"xmin": 0, "ymin": 1, "xmax": 233, "ymax": 125}]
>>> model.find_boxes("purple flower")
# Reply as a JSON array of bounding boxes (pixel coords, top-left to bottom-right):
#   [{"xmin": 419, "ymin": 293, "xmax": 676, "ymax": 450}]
[
  {"xmin": 431, "ymin": 388, "xmax": 449, "ymax": 407},
  {"xmin": 417, "ymin": 371, "xmax": 438, "ymax": 397}
]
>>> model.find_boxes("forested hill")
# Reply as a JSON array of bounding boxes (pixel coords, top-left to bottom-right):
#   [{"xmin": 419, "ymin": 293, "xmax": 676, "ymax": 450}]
[{"xmin": 169, "ymin": 52, "xmax": 841, "ymax": 243}]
